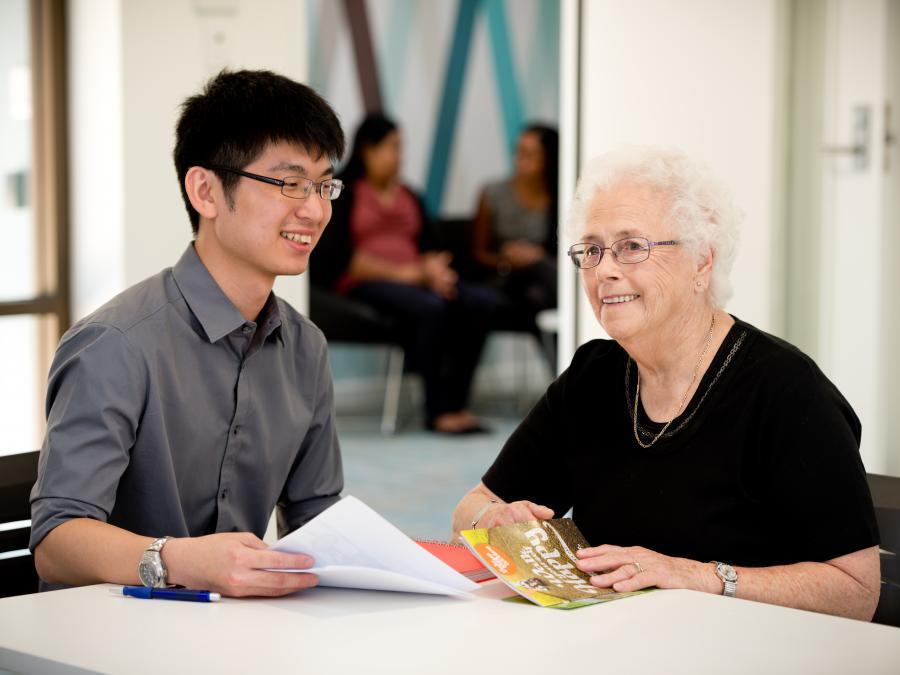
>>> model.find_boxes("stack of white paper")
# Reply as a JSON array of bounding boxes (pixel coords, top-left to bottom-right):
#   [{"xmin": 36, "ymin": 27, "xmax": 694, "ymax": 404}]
[{"xmin": 268, "ymin": 496, "xmax": 478, "ymax": 597}]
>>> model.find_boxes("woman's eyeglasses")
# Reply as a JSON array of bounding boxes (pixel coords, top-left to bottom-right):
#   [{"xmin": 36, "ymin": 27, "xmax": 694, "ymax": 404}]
[{"xmin": 567, "ymin": 237, "xmax": 679, "ymax": 269}]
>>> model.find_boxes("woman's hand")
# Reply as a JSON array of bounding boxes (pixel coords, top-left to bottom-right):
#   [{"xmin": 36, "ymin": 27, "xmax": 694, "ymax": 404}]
[
  {"xmin": 477, "ymin": 500, "xmax": 554, "ymax": 529},
  {"xmin": 574, "ymin": 544, "xmax": 719, "ymax": 594},
  {"xmin": 421, "ymin": 251, "xmax": 458, "ymax": 298},
  {"xmin": 500, "ymin": 240, "xmax": 544, "ymax": 269}
]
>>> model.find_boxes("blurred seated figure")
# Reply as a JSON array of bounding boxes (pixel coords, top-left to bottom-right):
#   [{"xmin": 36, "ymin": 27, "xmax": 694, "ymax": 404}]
[
  {"xmin": 471, "ymin": 125, "xmax": 559, "ymax": 328},
  {"xmin": 311, "ymin": 114, "xmax": 497, "ymax": 435}
]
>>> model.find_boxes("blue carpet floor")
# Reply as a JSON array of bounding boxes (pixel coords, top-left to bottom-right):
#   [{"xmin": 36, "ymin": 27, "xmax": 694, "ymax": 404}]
[{"xmin": 337, "ymin": 417, "xmax": 518, "ymax": 542}]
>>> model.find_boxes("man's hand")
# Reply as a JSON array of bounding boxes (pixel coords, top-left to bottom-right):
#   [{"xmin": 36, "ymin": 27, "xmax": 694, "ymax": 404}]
[{"xmin": 163, "ymin": 532, "xmax": 319, "ymax": 597}]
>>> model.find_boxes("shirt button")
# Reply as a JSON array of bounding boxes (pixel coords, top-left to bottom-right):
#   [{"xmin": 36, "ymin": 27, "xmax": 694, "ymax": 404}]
[
  {"xmin": 220, "ymin": 489, "xmax": 228, "ymax": 500},
  {"xmin": 242, "ymin": 324, "xmax": 253, "ymax": 334},
  {"xmin": 232, "ymin": 425, "xmax": 241, "ymax": 436}
]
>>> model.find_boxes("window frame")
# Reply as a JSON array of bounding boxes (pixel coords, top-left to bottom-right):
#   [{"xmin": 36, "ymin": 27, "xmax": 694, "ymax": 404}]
[{"xmin": 0, "ymin": 0, "xmax": 70, "ymax": 450}]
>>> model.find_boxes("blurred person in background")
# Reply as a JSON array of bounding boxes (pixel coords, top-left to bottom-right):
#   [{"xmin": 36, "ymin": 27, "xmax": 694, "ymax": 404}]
[
  {"xmin": 471, "ymin": 125, "xmax": 559, "ymax": 329},
  {"xmin": 312, "ymin": 114, "xmax": 496, "ymax": 435}
]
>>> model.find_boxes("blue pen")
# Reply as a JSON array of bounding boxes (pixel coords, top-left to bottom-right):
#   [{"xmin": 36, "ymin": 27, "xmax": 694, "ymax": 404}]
[{"xmin": 117, "ymin": 586, "xmax": 221, "ymax": 602}]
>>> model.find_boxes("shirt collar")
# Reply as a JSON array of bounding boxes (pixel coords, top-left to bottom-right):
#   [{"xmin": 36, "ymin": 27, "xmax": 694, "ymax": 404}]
[
  {"xmin": 258, "ymin": 293, "xmax": 285, "ymax": 345},
  {"xmin": 172, "ymin": 244, "xmax": 284, "ymax": 344}
]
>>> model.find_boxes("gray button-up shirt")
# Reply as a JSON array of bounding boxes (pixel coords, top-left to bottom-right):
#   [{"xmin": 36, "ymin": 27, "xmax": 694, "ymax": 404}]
[{"xmin": 30, "ymin": 244, "xmax": 343, "ymax": 553}]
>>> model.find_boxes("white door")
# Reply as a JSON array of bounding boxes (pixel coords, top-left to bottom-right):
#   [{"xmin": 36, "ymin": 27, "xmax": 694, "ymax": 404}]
[
  {"xmin": 882, "ymin": 1, "xmax": 900, "ymax": 476},
  {"xmin": 815, "ymin": 0, "xmax": 896, "ymax": 473}
]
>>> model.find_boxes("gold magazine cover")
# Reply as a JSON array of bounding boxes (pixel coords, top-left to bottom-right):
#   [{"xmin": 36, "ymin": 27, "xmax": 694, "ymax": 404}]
[{"xmin": 460, "ymin": 518, "xmax": 650, "ymax": 609}]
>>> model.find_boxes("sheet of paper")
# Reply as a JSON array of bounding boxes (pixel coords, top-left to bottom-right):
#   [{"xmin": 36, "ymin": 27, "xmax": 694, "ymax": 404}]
[
  {"xmin": 268, "ymin": 496, "xmax": 478, "ymax": 596},
  {"xmin": 276, "ymin": 565, "xmax": 472, "ymax": 597}
]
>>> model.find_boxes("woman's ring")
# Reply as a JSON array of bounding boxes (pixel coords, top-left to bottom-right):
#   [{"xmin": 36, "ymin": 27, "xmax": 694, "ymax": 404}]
[{"xmin": 631, "ymin": 561, "xmax": 643, "ymax": 574}]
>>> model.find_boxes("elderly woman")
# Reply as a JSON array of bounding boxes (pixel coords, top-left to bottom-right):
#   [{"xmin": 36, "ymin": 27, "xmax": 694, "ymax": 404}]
[{"xmin": 452, "ymin": 147, "xmax": 881, "ymax": 620}]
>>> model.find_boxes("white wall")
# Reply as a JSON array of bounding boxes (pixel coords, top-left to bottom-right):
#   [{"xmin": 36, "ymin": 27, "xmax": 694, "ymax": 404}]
[
  {"xmin": 568, "ymin": 0, "xmax": 787, "ymax": 346},
  {"xmin": 555, "ymin": 0, "xmax": 580, "ymax": 374},
  {"xmin": 68, "ymin": 0, "xmax": 309, "ymax": 321}
]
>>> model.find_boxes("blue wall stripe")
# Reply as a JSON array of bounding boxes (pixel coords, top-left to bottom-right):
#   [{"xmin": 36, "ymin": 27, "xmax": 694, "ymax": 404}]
[
  {"xmin": 379, "ymin": 0, "xmax": 417, "ymax": 116},
  {"xmin": 525, "ymin": 0, "xmax": 560, "ymax": 121},
  {"xmin": 484, "ymin": 0, "xmax": 524, "ymax": 162},
  {"xmin": 307, "ymin": 0, "xmax": 322, "ymax": 91},
  {"xmin": 424, "ymin": 0, "xmax": 480, "ymax": 215},
  {"xmin": 307, "ymin": 1, "xmax": 341, "ymax": 96}
]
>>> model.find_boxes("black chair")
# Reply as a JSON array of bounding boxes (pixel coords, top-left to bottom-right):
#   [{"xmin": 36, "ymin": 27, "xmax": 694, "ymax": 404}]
[
  {"xmin": 435, "ymin": 218, "xmax": 555, "ymax": 406},
  {"xmin": 309, "ymin": 286, "xmax": 408, "ymax": 434},
  {"xmin": 0, "ymin": 451, "xmax": 40, "ymax": 598},
  {"xmin": 867, "ymin": 472, "xmax": 900, "ymax": 627},
  {"xmin": 435, "ymin": 217, "xmax": 552, "ymax": 338}
]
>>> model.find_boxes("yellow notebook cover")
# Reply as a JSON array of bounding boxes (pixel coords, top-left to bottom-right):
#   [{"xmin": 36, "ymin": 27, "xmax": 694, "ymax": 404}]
[{"xmin": 460, "ymin": 518, "xmax": 650, "ymax": 609}]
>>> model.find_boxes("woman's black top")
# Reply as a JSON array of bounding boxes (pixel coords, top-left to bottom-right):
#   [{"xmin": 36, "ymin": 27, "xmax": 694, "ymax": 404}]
[{"xmin": 483, "ymin": 317, "xmax": 879, "ymax": 567}]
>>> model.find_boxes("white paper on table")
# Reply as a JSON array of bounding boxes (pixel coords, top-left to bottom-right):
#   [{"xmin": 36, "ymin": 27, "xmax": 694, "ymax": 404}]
[{"xmin": 267, "ymin": 496, "xmax": 478, "ymax": 597}]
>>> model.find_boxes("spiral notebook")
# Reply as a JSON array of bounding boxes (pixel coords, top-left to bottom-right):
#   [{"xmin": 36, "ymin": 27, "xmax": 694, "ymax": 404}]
[{"xmin": 415, "ymin": 539, "xmax": 495, "ymax": 583}]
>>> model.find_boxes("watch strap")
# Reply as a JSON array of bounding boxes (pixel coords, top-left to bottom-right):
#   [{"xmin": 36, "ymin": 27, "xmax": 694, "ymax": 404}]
[
  {"xmin": 722, "ymin": 578, "xmax": 737, "ymax": 598},
  {"xmin": 147, "ymin": 536, "xmax": 172, "ymax": 553},
  {"xmin": 713, "ymin": 561, "xmax": 738, "ymax": 598}
]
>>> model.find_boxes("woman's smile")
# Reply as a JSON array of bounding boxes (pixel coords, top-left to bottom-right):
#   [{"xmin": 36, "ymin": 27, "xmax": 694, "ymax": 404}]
[{"xmin": 602, "ymin": 293, "xmax": 641, "ymax": 305}]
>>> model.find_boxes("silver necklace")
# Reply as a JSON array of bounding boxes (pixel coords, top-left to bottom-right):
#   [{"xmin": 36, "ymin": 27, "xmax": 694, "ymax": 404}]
[{"xmin": 632, "ymin": 313, "xmax": 716, "ymax": 449}]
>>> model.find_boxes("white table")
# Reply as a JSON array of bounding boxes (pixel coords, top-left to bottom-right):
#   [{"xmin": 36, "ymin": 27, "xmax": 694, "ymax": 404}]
[{"xmin": 1, "ymin": 582, "xmax": 899, "ymax": 674}]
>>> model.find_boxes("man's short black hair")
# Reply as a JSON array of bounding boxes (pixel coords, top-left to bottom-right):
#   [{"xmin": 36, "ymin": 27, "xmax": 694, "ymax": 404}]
[{"xmin": 174, "ymin": 69, "xmax": 345, "ymax": 234}]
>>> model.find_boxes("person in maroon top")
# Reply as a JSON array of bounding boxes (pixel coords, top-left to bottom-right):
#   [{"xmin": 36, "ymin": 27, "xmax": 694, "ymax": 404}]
[{"xmin": 314, "ymin": 114, "xmax": 497, "ymax": 434}]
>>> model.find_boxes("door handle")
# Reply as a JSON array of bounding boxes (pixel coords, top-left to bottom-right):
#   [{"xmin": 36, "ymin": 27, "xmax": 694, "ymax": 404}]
[
  {"xmin": 822, "ymin": 105, "xmax": 870, "ymax": 171},
  {"xmin": 886, "ymin": 102, "xmax": 896, "ymax": 173}
]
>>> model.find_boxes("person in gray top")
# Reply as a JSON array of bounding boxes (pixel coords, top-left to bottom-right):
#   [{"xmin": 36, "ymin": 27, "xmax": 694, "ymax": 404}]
[
  {"xmin": 471, "ymin": 125, "xmax": 558, "ymax": 324},
  {"xmin": 30, "ymin": 70, "xmax": 346, "ymax": 598}
]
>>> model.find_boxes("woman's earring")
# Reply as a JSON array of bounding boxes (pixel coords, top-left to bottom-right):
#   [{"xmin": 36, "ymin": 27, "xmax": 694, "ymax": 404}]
[{"xmin": 696, "ymin": 281, "xmax": 702, "ymax": 287}]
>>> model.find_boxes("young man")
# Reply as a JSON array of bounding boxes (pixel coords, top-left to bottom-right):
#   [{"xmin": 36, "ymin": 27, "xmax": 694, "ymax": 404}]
[{"xmin": 30, "ymin": 70, "xmax": 346, "ymax": 597}]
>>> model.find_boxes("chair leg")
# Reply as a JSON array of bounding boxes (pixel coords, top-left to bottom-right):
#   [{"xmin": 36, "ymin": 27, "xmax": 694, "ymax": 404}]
[
  {"xmin": 517, "ymin": 335, "xmax": 531, "ymax": 413},
  {"xmin": 539, "ymin": 330, "xmax": 557, "ymax": 376},
  {"xmin": 381, "ymin": 346, "xmax": 404, "ymax": 435}
]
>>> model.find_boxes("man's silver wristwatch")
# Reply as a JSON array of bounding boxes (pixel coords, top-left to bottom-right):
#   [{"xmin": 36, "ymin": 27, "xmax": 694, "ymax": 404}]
[
  {"xmin": 713, "ymin": 561, "xmax": 738, "ymax": 598},
  {"xmin": 138, "ymin": 536, "xmax": 173, "ymax": 588}
]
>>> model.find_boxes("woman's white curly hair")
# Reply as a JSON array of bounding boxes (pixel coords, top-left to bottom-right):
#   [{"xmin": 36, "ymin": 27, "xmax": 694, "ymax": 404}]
[{"xmin": 567, "ymin": 146, "xmax": 741, "ymax": 308}]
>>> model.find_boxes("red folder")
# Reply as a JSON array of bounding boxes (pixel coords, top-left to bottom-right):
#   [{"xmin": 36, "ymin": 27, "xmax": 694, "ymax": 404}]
[{"xmin": 416, "ymin": 540, "xmax": 495, "ymax": 583}]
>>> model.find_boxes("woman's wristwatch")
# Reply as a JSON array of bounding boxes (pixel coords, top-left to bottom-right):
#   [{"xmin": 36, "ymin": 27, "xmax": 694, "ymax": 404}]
[{"xmin": 713, "ymin": 561, "xmax": 738, "ymax": 597}]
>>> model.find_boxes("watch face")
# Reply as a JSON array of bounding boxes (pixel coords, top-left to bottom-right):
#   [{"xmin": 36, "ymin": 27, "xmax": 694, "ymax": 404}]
[
  {"xmin": 139, "ymin": 553, "xmax": 160, "ymax": 587},
  {"xmin": 719, "ymin": 564, "xmax": 738, "ymax": 582}
]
